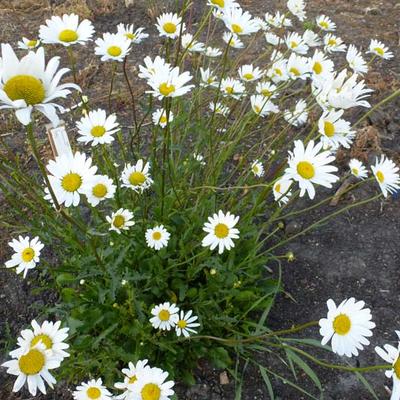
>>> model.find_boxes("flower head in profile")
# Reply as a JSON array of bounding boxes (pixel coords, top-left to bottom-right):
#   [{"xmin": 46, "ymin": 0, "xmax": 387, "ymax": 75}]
[
  {"xmin": 181, "ymin": 33, "xmax": 205, "ymax": 53},
  {"xmin": 316, "ymin": 15, "xmax": 336, "ymax": 31},
  {"xmin": 106, "ymin": 208, "xmax": 135, "ymax": 234},
  {"xmin": 5, "ymin": 236, "xmax": 44, "ymax": 278},
  {"xmin": 303, "ymin": 29, "xmax": 321, "ymax": 47},
  {"xmin": 45, "ymin": 152, "xmax": 97, "ymax": 207},
  {"xmin": 250, "ymin": 95, "xmax": 278, "ymax": 117},
  {"xmin": 76, "ymin": 108, "xmax": 119, "ymax": 146},
  {"xmin": 238, "ymin": 64, "xmax": 264, "ymax": 82},
  {"xmin": 39, "ymin": 14, "xmax": 94, "ymax": 46},
  {"xmin": 95, "ymin": 33, "xmax": 131, "ymax": 62},
  {"xmin": 73, "ymin": 378, "xmax": 112, "ymax": 400},
  {"xmin": 204, "ymin": 46, "xmax": 223, "ymax": 57},
  {"xmin": 114, "ymin": 360, "xmax": 151, "ymax": 399},
  {"xmin": 145, "ymin": 225, "xmax": 171, "ymax": 251},
  {"xmin": 273, "ymin": 178, "xmax": 293, "ymax": 205},
  {"xmin": 82, "ymin": 175, "xmax": 116, "ymax": 207},
  {"xmin": 346, "ymin": 45, "xmax": 368, "ymax": 75},
  {"xmin": 319, "ymin": 298, "xmax": 375, "ymax": 357},
  {"xmin": 349, "ymin": 159, "xmax": 368, "ymax": 179},
  {"xmin": 284, "ymin": 140, "xmax": 339, "ymax": 199},
  {"xmin": 251, "ymin": 160, "xmax": 264, "ymax": 177},
  {"xmin": 367, "ymin": 39, "xmax": 393, "ymax": 60},
  {"xmin": 223, "ymin": 32, "xmax": 244, "ymax": 48},
  {"xmin": 152, "ymin": 108, "xmax": 174, "ymax": 128},
  {"xmin": 222, "ymin": 6, "xmax": 259, "ymax": 36},
  {"xmin": 156, "ymin": 12, "xmax": 185, "ymax": 39},
  {"xmin": 150, "ymin": 302, "xmax": 179, "ymax": 331},
  {"xmin": 221, "ymin": 77, "xmax": 245, "ymax": 99},
  {"xmin": 256, "ymin": 81, "xmax": 278, "ymax": 99},
  {"xmin": 285, "ymin": 32, "xmax": 309, "ymax": 55},
  {"xmin": 117, "ymin": 23, "xmax": 148, "ymax": 44},
  {"xmin": 121, "ymin": 160, "xmax": 153, "ymax": 193},
  {"xmin": 18, "ymin": 38, "xmax": 40, "ymax": 50},
  {"xmin": 371, "ymin": 155, "xmax": 400, "ymax": 198},
  {"xmin": 287, "ymin": 0, "xmax": 306, "ymax": 21},
  {"xmin": 202, "ymin": 210, "xmax": 240, "ymax": 254},
  {"xmin": 0, "ymin": 44, "xmax": 80, "ymax": 126},
  {"xmin": 284, "ymin": 99, "xmax": 308, "ymax": 127},
  {"xmin": 175, "ymin": 310, "xmax": 200, "ymax": 337},
  {"xmin": 324, "ymin": 33, "xmax": 346, "ymax": 53},
  {"xmin": 286, "ymin": 53, "xmax": 310, "ymax": 80},
  {"xmin": 138, "ymin": 56, "xmax": 172, "ymax": 81},
  {"xmin": 200, "ymin": 67, "xmax": 218, "ymax": 88},
  {"xmin": 209, "ymin": 101, "xmax": 230, "ymax": 116}
]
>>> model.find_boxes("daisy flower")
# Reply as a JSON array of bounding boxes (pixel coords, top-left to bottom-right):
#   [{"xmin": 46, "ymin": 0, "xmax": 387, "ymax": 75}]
[
  {"xmin": 367, "ymin": 39, "xmax": 393, "ymax": 60},
  {"xmin": 284, "ymin": 140, "xmax": 339, "ymax": 199},
  {"xmin": 269, "ymin": 11, "xmax": 292, "ymax": 28},
  {"xmin": 73, "ymin": 378, "xmax": 112, "ymax": 400},
  {"xmin": 285, "ymin": 32, "xmax": 309, "ymax": 55},
  {"xmin": 265, "ymin": 32, "xmax": 282, "ymax": 46},
  {"xmin": 200, "ymin": 67, "xmax": 218, "ymax": 88},
  {"xmin": 319, "ymin": 298, "xmax": 375, "ymax": 357},
  {"xmin": 130, "ymin": 366, "xmax": 175, "ymax": 400},
  {"xmin": 251, "ymin": 160, "xmax": 264, "ymax": 177},
  {"xmin": 318, "ymin": 109, "xmax": 355, "ymax": 149},
  {"xmin": 115, "ymin": 360, "xmax": 151, "ymax": 399},
  {"xmin": 150, "ymin": 302, "xmax": 179, "ymax": 331},
  {"xmin": 316, "ymin": 15, "xmax": 336, "ymax": 31},
  {"xmin": 138, "ymin": 56, "xmax": 171, "ymax": 81},
  {"xmin": 349, "ymin": 159, "xmax": 368, "ymax": 179},
  {"xmin": 253, "ymin": 17, "xmax": 269, "ymax": 31},
  {"xmin": 156, "ymin": 12, "xmax": 185, "ymax": 39},
  {"xmin": 18, "ymin": 38, "xmax": 40, "ymax": 50},
  {"xmin": 181, "ymin": 33, "xmax": 205, "ymax": 53},
  {"xmin": 81, "ymin": 175, "xmax": 116, "ymax": 207},
  {"xmin": 346, "ymin": 45, "xmax": 368, "ymax": 75},
  {"xmin": 222, "ymin": 6, "xmax": 259, "ymax": 36},
  {"xmin": 324, "ymin": 33, "xmax": 346, "ymax": 53},
  {"xmin": 5, "ymin": 236, "xmax": 44, "ymax": 278},
  {"xmin": 121, "ymin": 160, "xmax": 153, "ymax": 193},
  {"xmin": 175, "ymin": 310, "xmax": 200, "ymax": 337},
  {"xmin": 117, "ymin": 23, "xmax": 148, "ymax": 44},
  {"xmin": 45, "ymin": 152, "xmax": 97, "ymax": 207},
  {"xmin": 238, "ymin": 64, "xmax": 264, "ymax": 82},
  {"xmin": 202, "ymin": 210, "xmax": 240, "ymax": 254},
  {"xmin": 10, "ymin": 320, "xmax": 69, "ymax": 362},
  {"xmin": 286, "ymin": 53, "xmax": 310, "ymax": 80},
  {"xmin": 145, "ymin": 225, "xmax": 171, "ymax": 251},
  {"xmin": 76, "ymin": 108, "xmax": 119, "ymax": 146},
  {"xmin": 204, "ymin": 47, "xmax": 223, "ymax": 57},
  {"xmin": 256, "ymin": 81, "xmax": 278, "ymax": 99},
  {"xmin": 2, "ymin": 342, "xmax": 59, "ymax": 396},
  {"xmin": 0, "ymin": 44, "xmax": 80, "ymax": 126},
  {"xmin": 207, "ymin": 0, "xmax": 238, "ymax": 10},
  {"xmin": 309, "ymin": 50, "xmax": 334, "ymax": 83},
  {"xmin": 221, "ymin": 77, "xmax": 245, "ymax": 99},
  {"xmin": 193, "ymin": 153, "xmax": 206, "ymax": 165},
  {"xmin": 106, "ymin": 208, "xmax": 135, "ymax": 234},
  {"xmin": 95, "ymin": 33, "xmax": 131, "ymax": 62},
  {"xmin": 222, "ymin": 32, "xmax": 244, "ymax": 48},
  {"xmin": 250, "ymin": 95, "xmax": 278, "ymax": 117},
  {"xmin": 39, "ymin": 14, "xmax": 94, "ymax": 46},
  {"xmin": 287, "ymin": 0, "xmax": 306, "ymax": 21},
  {"xmin": 375, "ymin": 331, "xmax": 400, "ymax": 400},
  {"xmin": 209, "ymin": 102, "xmax": 230, "ymax": 116},
  {"xmin": 303, "ymin": 29, "xmax": 321, "ymax": 47},
  {"xmin": 267, "ymin": 59, "xmax": 289, "ymax": 83},
  {"xmin": 273, "ymin": 178, "xmax": 293, "ymax": 205},
  {"xmin": 152, "ymin": 108, "xmax": 174, "ymax": 128},
  {"xmin": 371, "ymin": 155, "xmax": 400, "ymax": 198},
  {"xmin": 284, "ymin": 99, "xmax": 308, "ymax": 127}
]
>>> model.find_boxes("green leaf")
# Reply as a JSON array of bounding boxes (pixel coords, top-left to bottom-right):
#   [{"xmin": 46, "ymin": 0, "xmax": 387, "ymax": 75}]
[
  {"xmin": 259, "ymin": 366, "xmax": 274, "ymax": 400},
  {"xmin": 354, "ymin": 371, "xmax": 379, "ymax": 400}
]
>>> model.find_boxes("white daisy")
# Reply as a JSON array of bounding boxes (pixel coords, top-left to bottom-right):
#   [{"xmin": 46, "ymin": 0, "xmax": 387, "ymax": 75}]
[
  {"xmin": 371, "ymin": 155, "xmax": 400, "ymax": 198},
  {"xmin": 287, "ymin": 0, "xmax": 306, "ymax": 21},
  {"xmin": 309, "ymin": 50, "xmax": 334, "ymax": 83},
  {"xmin": 175, "ymin": 310, "xmax": 200, "ymax": 337},
  {"xmin": 250, "ymin": 95, "xmax": 278, "ymax": 117},
  {"xmin": 367, "ymin": 39, "xmax": 393, "ymax": 60},
  {"xmin": 202, "ymin": 210, "xmax": 240, "ymax": 254},
  {"xmin": 150, "ymin": 302, "xmax": 179, "ymax": 331},
  {"xmin": 285, "ymin": 31, "xmax": 309, "ymax": 55},
  {"xmin": 145, "ymin": 225, "xmax": 171, "ymax": 251},
  {"xmin": 319, "ymin": 297, "xmax": 375, "ymax": 357},
  {"xmin": 115, "ymin": 360, "xmax": 151, "ymax": 399},
  {"xmin": 346, "ymin": 45, "xmax": 368, "ymax": 75},
  {"xmin": 152, "ymin": 108, "xmax": 174, "ymax": 128},
  {"xmin": 0, "ymin": 44, "xmax": 80, "ymax": 126},
  {"xmin": 324, "ymin": 33, "xmax": 346, "ymax": 53},
  {"xmin": 138, "ymin": 56, "xmax": 171, "ymax": 81},
  {"xmin": 200, "ymin": 67, "xmax": 218, "ymax": 88},
  {"xmin": 256, "ymin": 81, "xmax": 278, "ymax": 99},
  {"xmin": 204, "ymin": 47, "xmax": 223, "ymax": 57},
  {"xmin": 273, "ymin": 178, "xmax": 293, "ymax": 205},
  {"xmin": 284, "ymin": 99, "xmax": 308, "ymax": 127},
  {"xmin": 2, "ymin": 342, "xmax": 59, "ymax": 396},
  {"xmin": 251, "ymin": 160, "xmax": 264, "ymax": 177},
  {"xmin": 95, "ymin": 33, "xmax": 131, "ymax": 62},
  {"xmin": 209, "ymin": 102, "xmax": 230, "ymax": 116},
  {"xmin": 207, "ymin": 0, "xmax": 238, "ymax": 10},
  {"xmin": 267, "ymin": 59, "xmax": 289, "ymax": 83},
  {"xmin": 286, "ymin": 53, "xmax": 309, "ymax": 80},
  {"xmin": 238, "ymin": 64, "xmax": 264, "ymax": 82},
  {"xmin": 18, "ymin": 38, "xmax": 41, "ymax": 50},
  {"xmin": 269, "ymin": 11, "xmax": 292, "ymax": 28},
  {"xmin": 284, "ymin": 140, "xmax": 339, "ymax": 199},
  {"xmin": 156, "ymin": 12, "xmax": 185, "ymax": 39},
  {"xmin": 302, "ymin": 29, "xmax": 321, "ymax": 47},
  {"xmin": 76, "ymin": 108, "xmax": 119, "ymax": 146},
  {"xmin": 106, "ymin": 208, "xmax": 135, "ymax": 234},
  {"xmin": 253, "ymin": 17, "xmax": 269, "ymax": 31},
  {"xmin": 181, "ymin": 33, "xmax": 205, "ymax": 53},
  {"xmin": 221, "ymin": 77, "xmax": 245, "ymax": 99},
  {"xmin": 349, "ymin": 159, "xmax": 368, "ymax": 179},
  {"xmin": 81, "ymin": 175, "xmax": 116, "ymax": 207},
  {"xmin": 316, "ymin": 15, "xmax": 336, "ymax": 31},
  {"xmin": 222, "ymin": 6, "xmax": 259, "ymax": 36},
  {"xmin": 73, "ymin": 378, "xmax": 112, "ymax": 400},
  {"xmin": 39, "ymin": 13, "xmax": 94, "ymax": 46},
  {"xmin": 117, "ymin": 23, "xmax": 148, "ymax": 44},
  {"xmin": 10, "ymin": 320, "xmax": 69, "ymax": 362},
  {"xmin": 121, "ymin": 160, "xmax": 153, "ymax": 193},
  {"xmin": 193, "ymin": 153, "xmax": 206, "ymax": 165},
  {"xmin": 45, "ymin": 152, "xmax": 97, "ymax": 207},
  {"xmin": 222, "ymin": 32, "xmax": 244, "ymax": 48},
  {"xmin": 265, "ymin": 32, "xmax": 282, "ymax": 46},
  {"xmin": 5, "ymin": 236, "xmax": 44, "ymax": 278}
]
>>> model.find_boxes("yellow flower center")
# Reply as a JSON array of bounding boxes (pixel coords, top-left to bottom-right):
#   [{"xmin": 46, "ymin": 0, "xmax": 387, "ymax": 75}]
[
  {"xmin": 289, "ymin": 67, "xmax": 300, "ymax": 76},
  {"xmin": 352, "ymin": 168, "xmax": 359, "ymax": 176},
  {"xmin": 211, "ymin": 0, "xmax": 225, "ymax": 6},
  {"xmin": 86, "ymin": 387, "xmax": 101, "ymax": 399},
  {"xmin": 58, "ymin": 29, "xmax": 78, "ymax": 43},
  {"xmin": 243, "ymin": 73, "xmax": 254, "ymax": 80},
  {"xmin": 274, "ymin": 68, "xmax": 282, "ymax": 76},
  {"xmin": 214, "ymin": 223, "xmax": 229, "ymax": 239},
  {"xmin": 324, "ymin": 121, "xmax": 335, "ymax": 137},
  {"xmin": 297, "ymin": 161, "xmax": 315, "ymax": 180},
  {"xmin": 313, "ymin": 62, "xmax": 323, "ymax": 75},
  {"xmin": 129, "ymin": 375, "xmax": 137, "ymax": 384},
  {"xmin": 159, "ymin": 115, "xmax": 167, "ymax": 124},
  {"xmin": 18, "ymin": 349, "xmax": 45, "ymax": 375},
  {"xmin": 374, "ymin": 47, "xmax": 384, "ymax": 56},
  {"xmin": 21, "ymin": 247, "xmax": 35, "ymax": 262},
  {"xmin": 332, "ymin": 313, "xmax": 351, "ymax": 335},
  {"xmin": 231, "ymin": 23, "xmax": 243, "ymax": 34},
  {"xmin": 275, "ymin": 183, "xmax": 281, "ymax": 193},
  {"xmin": 129, "ymin": 171, "xmax": 146, "ymax": 186},
  {"xmin": 141, "ymin": 383, "xmax": 161, "ymax": 400},
  {"xmin": 252, "ymin": 165, "xmax": 260, "ymax": 173},
  {"xmin": 158, "ymin": 309, "xmax": 170, "ymax": 321},
  {"xmin": 113, "ymin": 215, "xmax": 125, "ymax": 228},
  {"xmin": 3, "ymin": 75, "xmax": 45, "ymax": 105},
  {"xmin": 254, "ymin": 105, "xmax": 261, "ymax": 114},
  {"xmin": 92, "ymin": 183, "xmax": 108, "ymax": 198},
  {"xmin": 207, "ymin": 77, "xmax": 215, "ymax": 84},
  {"xmin": 27, "ymin": 40, "xmax": 37, "ymax": 48},
  {"xmin": 163, "ymin": 22, "xmax": 177, "ymax": 34},
  {"xmin": 108, "ymin": 46, "xmax": 122, "ymax": 57},
  {"xmin": 319, "ymin": 21, "xmax": 329, "ymax": 29},
  {"xmin": 376, "ymin": 170, "xmax": 385, "ymax": 183},
  {"xmin": 394, "ymin": 357, "xmax": 400, "ymax": 380},
  {"xmin": 225, "ymin": 86, "xmax": 234, "ymax": 94},
  {"xmin": 177, "ymin": 319, "xmax": 187, "ymax": 329},
  {"xmin": 152, "ymin": 231, "xmax": 162, "ymax": 240},
  {"xmin": 125, "ymin": 33, "xmax": 136, "ymax": 40},
  {"xmin": 159, "ymin": 82, "xmax": 176, "ymax": 97},
  {"xmin": 61, "ymin": 173, "xmax": 82, "ymax": 192},
  {"xmin": 31, "ymin": 334, "xmax": 53, "ymax": 349},
  {"xmin": 290, "ymin": 41, "xmax": 298, "ymax": 48},
  {"xmin": 261, "ymin": 89, "xmax": 272, "ymax": 97},
  {"xmin": 328, "ymin": 38, "xmax": 337, "ymax": 46},
  {"xmin": 91, "ymin": 125, "xmax": 106, "ymax": 137}
]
